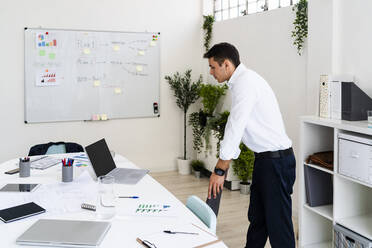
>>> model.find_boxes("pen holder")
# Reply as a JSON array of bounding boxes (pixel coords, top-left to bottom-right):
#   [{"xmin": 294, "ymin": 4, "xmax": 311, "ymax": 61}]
[
  {"xmin": 62, "ymin": 166, "xmax": 73, "ymax": 182},
  {"xmin": 19, "ymin": 160, "xmax": 31, "ymax": 178}
]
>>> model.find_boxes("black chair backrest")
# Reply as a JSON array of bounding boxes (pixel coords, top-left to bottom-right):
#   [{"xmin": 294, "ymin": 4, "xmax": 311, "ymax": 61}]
[{"xmin": 28, "ymin": 142, "xmax": 84, "ymax": 156}]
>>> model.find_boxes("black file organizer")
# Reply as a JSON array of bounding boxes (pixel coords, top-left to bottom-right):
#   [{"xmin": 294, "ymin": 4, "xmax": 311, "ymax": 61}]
[{"xmin": 304, "ymin": 164, "xmax": 333, "ymax": 207}]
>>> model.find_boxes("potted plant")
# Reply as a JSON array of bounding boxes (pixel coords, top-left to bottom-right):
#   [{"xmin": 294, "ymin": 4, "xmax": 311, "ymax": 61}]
[
  {"xmin": 232, "ymin": 143, "xmax": 255, "ymax": 195},
  {"xmin": 190, "ymin": 160, "xmax": 205, "ymax": 178},
  {"xmin": 189, "ymin": 84, "xmax": 228, "ymax": 155},
  {"xmin": 165, "ymin": 70, "xmax": 202, "ymax": 175}
]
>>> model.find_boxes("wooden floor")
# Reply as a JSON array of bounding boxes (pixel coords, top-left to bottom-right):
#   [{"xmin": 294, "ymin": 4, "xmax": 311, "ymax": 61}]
[{"xmin": 150, "ymin": 171, "xmax": 298, "ymax": 248}]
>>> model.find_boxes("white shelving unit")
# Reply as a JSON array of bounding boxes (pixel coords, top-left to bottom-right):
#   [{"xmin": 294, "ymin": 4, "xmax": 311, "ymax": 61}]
[{"xmin": 299, "ymin": 116, "xmax": 372, "ymax": 247}]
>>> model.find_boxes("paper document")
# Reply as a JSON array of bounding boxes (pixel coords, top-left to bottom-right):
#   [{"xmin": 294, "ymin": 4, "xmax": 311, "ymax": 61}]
[{"xmin": 137, "ymin": 223, "xmax": 220, "ymax": 248}]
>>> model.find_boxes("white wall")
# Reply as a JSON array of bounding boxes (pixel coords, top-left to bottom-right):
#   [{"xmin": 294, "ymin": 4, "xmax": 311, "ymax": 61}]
[
  {"xmin": 201, "ymin": 7, "xmax": 308, "ymax": 215},
  {"xmin": 332, "ymin": 0, "xmax": 372, "ymax": 96},
  {"xmin": 0, "ymin": 0, "xmax": 204, "ymax": 171},
  {"xmin": 307, "ymin": 0, "xmax": 372, "ymax": 114}
]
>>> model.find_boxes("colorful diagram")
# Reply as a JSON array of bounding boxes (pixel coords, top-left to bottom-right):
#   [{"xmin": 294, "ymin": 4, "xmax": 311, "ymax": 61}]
[{"xmin": 37, "ymin": 32, "xmax": 57, "ymax": 47}]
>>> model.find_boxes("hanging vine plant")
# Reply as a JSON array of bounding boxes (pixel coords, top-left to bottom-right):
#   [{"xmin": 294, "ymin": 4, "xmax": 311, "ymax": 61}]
[
  {"xmin": 203, "ymin": 15, "xmax": 215, "ymax": 52},
  {"xmin": 291, "ymin": 0, "xmax": 308, "ymax": 55}
]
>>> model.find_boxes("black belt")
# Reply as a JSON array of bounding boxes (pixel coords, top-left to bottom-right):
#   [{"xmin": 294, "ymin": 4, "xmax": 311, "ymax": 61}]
[{"xmin": 254, "ymin": 147, "xmax": 293, "ymax": 159}]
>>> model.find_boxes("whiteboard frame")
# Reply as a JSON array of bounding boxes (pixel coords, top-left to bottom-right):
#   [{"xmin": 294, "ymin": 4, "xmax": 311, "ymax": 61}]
[{"xmin": 24, "ymin": 27, "xmax": 161, "ymax": 123}]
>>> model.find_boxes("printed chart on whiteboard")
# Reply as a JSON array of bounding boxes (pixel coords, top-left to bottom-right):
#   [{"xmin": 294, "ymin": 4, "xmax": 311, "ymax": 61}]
[{"xmin": 24, "ymin": 28, "xmax": 160, "ymax": 123}]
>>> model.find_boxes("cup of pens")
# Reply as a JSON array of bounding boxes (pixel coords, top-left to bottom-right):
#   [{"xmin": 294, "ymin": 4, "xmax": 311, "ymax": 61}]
[
  {"xmin": 62, "ymin": 158, "xmax": 74, "ymax": 183},
  {"xmin": 19, "ymin": 157, "xmax": 31, "ymax": 178}
]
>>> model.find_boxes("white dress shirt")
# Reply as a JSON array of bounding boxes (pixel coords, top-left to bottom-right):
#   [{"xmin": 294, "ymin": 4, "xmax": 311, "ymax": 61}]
[{"xmin": 219, "ymin": 64, "xmax": 292, "ymax": 160}]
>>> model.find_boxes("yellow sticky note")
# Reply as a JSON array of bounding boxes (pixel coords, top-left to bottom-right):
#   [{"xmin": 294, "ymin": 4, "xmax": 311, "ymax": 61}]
[
  {"xmin": 100, "ymin": 114, "xmax": 108, "ymax": 120},
  {"xmin": 136, "ymin": 65, "xmax": 143, "ymax": 72},
  {"xmin": 113, "ymin": 45, "xmax": 120, "ymax": 51},
  {"xmin": 93, "ymin": 80, "xmax": 101, "ymax": 87},
  {"xmin": 83, "ymin": 48, "xmax": 91, "ymax": 54},
  {"xmin": 39, "ymin": 50, "xmax": 46, "ymax": 56},
  {"xmin": 138, "ymin": 50, "xmax": 145, "ymax": 56},
  {"xmin": 150, "ymin": 41, "xmax": 156, "ymax": 47},
  {"xmin": 114, "ymin": 88, "xmax": 122, "ymax": 94}
]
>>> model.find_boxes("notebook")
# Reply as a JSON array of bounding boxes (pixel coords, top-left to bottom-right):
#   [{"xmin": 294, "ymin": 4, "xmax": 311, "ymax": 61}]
[
  {"xmin": 85, "ymin": 138, "xmax": 148, "ymax": 184},
  {"xmin": 16, "ymin": 219, "xmax": 111, "ymax": 247}
]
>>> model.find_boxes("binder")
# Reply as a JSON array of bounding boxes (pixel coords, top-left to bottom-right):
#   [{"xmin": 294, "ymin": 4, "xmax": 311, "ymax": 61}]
[
  {"xmin": 319, "ymin": 75, "xmax": 331, "ymax": 118},
  {"xmin": 330, "ymin": 81, "xmax": 342, "ymax": 120}
]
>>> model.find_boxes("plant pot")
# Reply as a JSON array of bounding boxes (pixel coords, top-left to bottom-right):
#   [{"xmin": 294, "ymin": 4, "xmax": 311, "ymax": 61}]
[
  {"xmin": 177, "ymin": 158, "xmax": 191, "ymax": 175},
  {"xmin": 194, "ymin": 170, "xmax": 201, "ymax": 178},
  {"xmin": 240, "ymin": 181, "xmax": 251, "ymax": 195}
]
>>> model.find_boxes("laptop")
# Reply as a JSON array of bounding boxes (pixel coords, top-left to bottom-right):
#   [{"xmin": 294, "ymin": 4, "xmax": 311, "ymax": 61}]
[
  {"xmin": 85, "ymin": 138, "xmax": 148, "ymax": 184},
  {"xmin": 16, "ymin": 219, "xmax": 111, "ymax": 247}
]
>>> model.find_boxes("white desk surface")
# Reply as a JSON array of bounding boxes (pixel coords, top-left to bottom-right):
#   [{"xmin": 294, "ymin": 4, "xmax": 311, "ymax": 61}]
[{"xmin": 0, "ymin": 154, "xmax": 227, "ymax": 248}]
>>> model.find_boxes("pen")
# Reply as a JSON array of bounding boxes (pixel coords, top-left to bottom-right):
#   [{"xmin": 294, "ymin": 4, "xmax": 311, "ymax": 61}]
[
  {"xmin": 163, "ymin": 230, "xmax": 199, "ymax": 235},
  {"xmin": 118, "ymin": 196, "xmax": 139, "ymax": 199},
  {"xmin": 136, "ymin": 238, "xmax": 153, "ymax": 248}
]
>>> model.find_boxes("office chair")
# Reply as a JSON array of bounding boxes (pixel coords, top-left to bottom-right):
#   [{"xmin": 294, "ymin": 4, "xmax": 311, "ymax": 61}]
[
  {"xmin": 28, "ymin": 142, "xmax": 83, "ymax": 156},
  {"xmin": 186, "ymin": 195, "xmax": 217, "ymax": 234},
  {"xmin": 45, "ymin": 144, "xmax": 66, "ymax": 155}
]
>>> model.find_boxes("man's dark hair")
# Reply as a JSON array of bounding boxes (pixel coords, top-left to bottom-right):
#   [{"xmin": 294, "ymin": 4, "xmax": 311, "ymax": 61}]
[{"xmin": 203, "ymin": 42, "xmax": 240, "ymax": 67}]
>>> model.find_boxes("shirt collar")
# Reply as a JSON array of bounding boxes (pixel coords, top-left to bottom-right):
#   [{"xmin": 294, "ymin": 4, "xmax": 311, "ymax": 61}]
[{"xmin": 227, "ymin": 63, "xmax": 246, "ymax": 89}]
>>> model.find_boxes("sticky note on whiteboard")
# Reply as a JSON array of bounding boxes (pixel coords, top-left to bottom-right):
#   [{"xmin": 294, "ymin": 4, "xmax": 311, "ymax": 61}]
[
  {"xmin": 100, "ymin": 114, "xmax": 108, "ymax": 120},
  {"xmin": 136, "ymin": 65, "xmax": 143, "ymax": 72},
  {"xmin": 93, "ymin": 80, "xmax": 101, "ymax": 87},
  {"xmin": 114, "ymin": 88, "xmax": 122, "ymax": 94},
  {"xmin": 138, "ymin": 50, "xmax": 145, "ymax": 56},
  {"xmin": 83, "ymin": 48, "xmax": 91, "ymax": 54},
  {"xmin": 150, "ymin": 41, "xmax": 156, "ymax": 47},
  {"xmin": 113, "ymin": 45, "xmax": 120, "ymax": 51}
]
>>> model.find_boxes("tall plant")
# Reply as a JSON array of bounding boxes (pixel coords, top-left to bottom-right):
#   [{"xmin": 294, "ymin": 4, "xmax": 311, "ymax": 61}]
[
  {"xmin": 165, "ymin": 70, "xmax": 202, "ymax": 160},
  {"xmin": 203, "ymin": 15, "xmax": 215, "ymax": 52},
  {"xmin": 292, "ymin": 0, "xmax": 308, "ymax": 55}
]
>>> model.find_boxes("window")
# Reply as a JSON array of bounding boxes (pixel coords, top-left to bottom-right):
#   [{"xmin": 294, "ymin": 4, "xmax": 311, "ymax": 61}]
[{"xmin": 214, "ymin": 0, "xmax": 299, "ymax": 21}]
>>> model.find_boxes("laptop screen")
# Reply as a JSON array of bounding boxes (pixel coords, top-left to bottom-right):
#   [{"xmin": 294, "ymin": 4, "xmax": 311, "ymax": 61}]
[{"xmin": 85, "ymin": 138, "xmax": 116, "ymax": 177}]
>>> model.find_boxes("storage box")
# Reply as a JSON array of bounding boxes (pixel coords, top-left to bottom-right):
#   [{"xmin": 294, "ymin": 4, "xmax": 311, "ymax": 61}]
[
  {"xmin": 304, "ymin": 164, "xmax": 333, "ymax": 207},
  {"xmin": 339, "ymin": 132, "xmax": 372, "ymax": 185},
  {"xmin": 334, "ymin": 224, "xmax": 372, "ymax": 248}
]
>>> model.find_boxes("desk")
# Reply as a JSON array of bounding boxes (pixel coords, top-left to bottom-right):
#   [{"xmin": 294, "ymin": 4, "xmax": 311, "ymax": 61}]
[{"xmin": 0, "ymin": 154, "xmax": 227, "ymax": 247}]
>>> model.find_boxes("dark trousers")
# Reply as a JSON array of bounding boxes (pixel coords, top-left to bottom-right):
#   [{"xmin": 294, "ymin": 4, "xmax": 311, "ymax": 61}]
[{"xmin": 245, "ymin": 152, "xmax": 296, "ymax": 248}]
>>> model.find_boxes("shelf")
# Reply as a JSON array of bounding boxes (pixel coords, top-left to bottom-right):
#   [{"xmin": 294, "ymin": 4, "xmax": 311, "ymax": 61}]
[
  {"xmin": 304, "ymin": 204, "xmax": 333, "ymax": 221},
  {"xmin": 337, "ymin": 173, "xmax": 372, "ymax": 189},
  {"xmin": 303, "ymin": 241, "xmax": 332, "ymax": 248},
  {"xmin": 337, "ymin": 213, "xmax": 372, "ymax": 241},
  {"xmin": 304, "ymin": 162, "xmax": 334, "ymax": 175}
]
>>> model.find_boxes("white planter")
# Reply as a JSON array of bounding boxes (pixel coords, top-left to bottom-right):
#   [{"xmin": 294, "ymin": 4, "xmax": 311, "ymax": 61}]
[{"xmin": 177, "ymin": 158, "xmax": 191, "ymax": 175}]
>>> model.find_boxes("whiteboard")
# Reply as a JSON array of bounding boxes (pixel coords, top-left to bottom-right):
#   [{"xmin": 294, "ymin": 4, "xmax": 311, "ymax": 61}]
[{"xmin": 24, "ymin": 28, "xmax": 160, "ymax": 123}]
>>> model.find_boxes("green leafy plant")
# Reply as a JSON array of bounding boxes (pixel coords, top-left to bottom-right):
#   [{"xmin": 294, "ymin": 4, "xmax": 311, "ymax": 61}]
[
  {"xmin": 199, "ymin": 84, "xmax": 228, "ymax": 116},
  {"xmin": 203, "ymin": 15, "xmax": 214, "ymax": 52},
  {"xmin": 209, "ymin": 111, "xmax": 230, "ymax": 157},
  {"xmin": 190, "ymin": 159, "xmax": 205, "ymax": 171},
  {"xmin": 232, "ymin": 143, "xmax": 255, "ymax": 183},
  {"xmin": 189, "ymin": 84, "xmax": 228, "ymax": 155},
  {"xmin": 291, "ymin": 0, "xmax": 308, "ymax": 55},
  {"xmin": 165, "ymin": 70, "xmax": 202, "ymax": 160}
]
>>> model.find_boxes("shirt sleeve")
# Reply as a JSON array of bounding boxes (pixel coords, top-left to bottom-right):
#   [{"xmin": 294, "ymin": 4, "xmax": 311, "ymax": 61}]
[{"xmin": 219, "ymin": 79, "xmax": 260, "ymax": 160}]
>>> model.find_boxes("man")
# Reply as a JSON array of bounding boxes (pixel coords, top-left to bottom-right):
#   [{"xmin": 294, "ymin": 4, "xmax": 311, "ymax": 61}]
[{"xmin": 205, "ymin": 43, "xmax": 296, "ymax": 248}]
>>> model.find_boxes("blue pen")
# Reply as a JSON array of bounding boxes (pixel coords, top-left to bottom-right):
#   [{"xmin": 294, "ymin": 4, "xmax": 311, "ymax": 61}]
[{"xmin": 118, "ymin": 196, "xmax": 139, "ymax": 199}]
